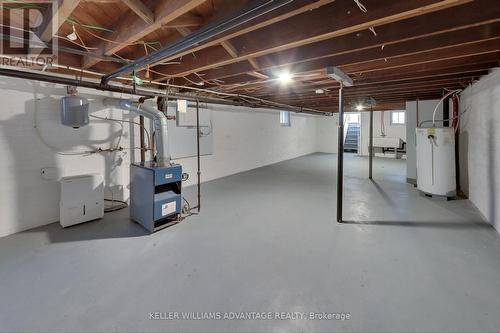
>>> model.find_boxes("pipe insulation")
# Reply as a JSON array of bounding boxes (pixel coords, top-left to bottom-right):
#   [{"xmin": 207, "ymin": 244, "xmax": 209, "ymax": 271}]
[{"xmin": 103, "ymin": 98, "xmax": 171, "ymax": 166}]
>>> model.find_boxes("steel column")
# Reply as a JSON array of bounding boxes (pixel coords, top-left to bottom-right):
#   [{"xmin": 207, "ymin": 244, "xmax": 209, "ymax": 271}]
[
  {"xmin": 337, "ymin": 83, "xmax": 344, "ymax": 223},
  {"xmin": 369, "ymin": 106, "xmax": 374, "ymax": 179},
  {"xmin": 196, "ymin": 100, "xmax": 201, "ymax": 213}
]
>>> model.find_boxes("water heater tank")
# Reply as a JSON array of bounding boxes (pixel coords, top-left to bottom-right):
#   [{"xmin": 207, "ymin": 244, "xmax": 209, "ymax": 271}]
[
  {"xmin": 61, "ymin": 95, "xmax": 89, "ymax": 128},
  {"xmin": 416, "ymin": 127, "xmax": 456, "ymax": 197}
]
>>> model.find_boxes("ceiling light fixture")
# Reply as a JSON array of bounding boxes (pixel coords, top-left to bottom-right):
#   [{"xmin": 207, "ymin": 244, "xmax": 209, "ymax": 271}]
[
  {"xmin": 277, "ymin": 71, "xmax": 293, "ymax": 84},
  {"xmin": 356, "ymin": 104, "xmax": 364, "ymax": 111},
  {"xmin": 315, "ymin": 89, "xmax": 325, "ymax": 94}
]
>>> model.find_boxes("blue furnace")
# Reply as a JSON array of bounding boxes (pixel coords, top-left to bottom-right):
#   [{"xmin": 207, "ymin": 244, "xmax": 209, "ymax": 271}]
[{"xmin": 130, "ymin": 162, "xmax": 182, "ymax": 232}]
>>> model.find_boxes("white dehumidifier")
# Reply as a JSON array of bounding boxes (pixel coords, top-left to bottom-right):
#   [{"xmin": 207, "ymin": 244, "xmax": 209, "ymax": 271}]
[
  {"xmin": 416, "ymin": 127, "xmax": 456, "ymax": 198},
  {"xmin": 60, "ymin": 174, "xmax": 104, "ymax": 227}
]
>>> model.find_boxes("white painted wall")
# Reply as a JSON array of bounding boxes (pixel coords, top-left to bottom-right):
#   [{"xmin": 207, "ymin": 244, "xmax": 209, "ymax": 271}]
[
  {"xmin": 316, "ymin": 114, "xmax": 339, "ymax": 153},
  {"xmin": 459, "ymin": 69, "xmax": 500, "ymax": 232},
  {"xmin": 406, "ymin": 99, "xmax": 443, "ymax": 182},
  {"xmin": 359, "ymin": 110, "xmax": 406, "ymax": 156},
  {"xmin": 316, "ymin": 111, "xmax": 406, "ymax": 156},
  {"xmin": 176, "ymin": 105, "xmax": 318, "ymax": 187},
  {"xmin": 0, "ymin": 77, "xmax": 317, "ymax": 237}
]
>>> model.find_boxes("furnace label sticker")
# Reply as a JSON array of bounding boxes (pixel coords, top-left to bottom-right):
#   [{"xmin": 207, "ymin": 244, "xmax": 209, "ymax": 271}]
[{"xmin": 162, "ymin": 202, "xmax": 176, "ymax": 216}]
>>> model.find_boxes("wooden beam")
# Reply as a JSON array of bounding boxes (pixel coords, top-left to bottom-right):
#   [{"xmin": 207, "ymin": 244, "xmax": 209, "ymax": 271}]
[
  {"xmin": 264, "ymin": 38, "xmax": 500, "ymax": 91},
  {"xmin": 143, "ymin": 0, "xmax": 334, "ymax": 70},
  {"xmin": 175, "ymin": 27, "xmax": 191, "ymax": 37},
  {"xmin": 163, "ymin": 15, "xmax": 204, "ymax": 28},
  {"xmin": 190, "ymin": 5, "xmax": 500, "ymax": 83},
  {"xmin": 214, "ymin": 50, "xmax": 498, "ymax": 93},
  {"xmin": 247, "ymin": 71, "xmax": 269, "ymax": 79},
  {"xmin": 40, "ymin": 0, "xmax": 82, "ymax": 42},
  {"xmin": 121, "ymin": 0, "xmax": 154, "ymax": 25},
  {"xmin": 257, "ymin": 78, "xmax": 479, "ymax": 100},
  {"xmin": 220, "ymin": 61, "xmax": 493, "ymax": 96},
  {"xmin": 159, "ymin": 0, "xmax": 470, "ymax": 78},
  {"xmin": 220, "ymin": 40, "xmax": 239, "ymax": 58},
  {"xmin": 82, "ymin": 0, "xmax": 207, "ymax": 68},
  {"xmin": 176, "ymin": 26, "xmax": 267, "ymax": 81}
]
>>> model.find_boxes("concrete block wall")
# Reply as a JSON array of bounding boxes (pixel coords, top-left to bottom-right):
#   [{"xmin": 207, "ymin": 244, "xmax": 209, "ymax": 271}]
[
  {"xmin": 0, "ymin": 76, "xmax": 318, "ymax": 237},
  {"xmin": 458, "ymin": 69, "xmax": 500, "ymax": 231}
]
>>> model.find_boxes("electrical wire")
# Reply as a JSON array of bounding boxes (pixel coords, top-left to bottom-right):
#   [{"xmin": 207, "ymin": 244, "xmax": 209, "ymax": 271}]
[
  {"xmin": 89, "ymin": 114, "xmax": 150, "ymax": 150},
  {"xmin": 103, "ymin": 188, "xmax": 128, "ymax": 213},
  {"xmin": 432, "ymin": 89, "xmax": 462, "ymax": 126},
  {"xmin": 353, "ymin": 0, "xmax": 367, "ymax": 12},
  {"xmin": 104, "ymin": 198, "xmax": 128, "ymax": 212}
]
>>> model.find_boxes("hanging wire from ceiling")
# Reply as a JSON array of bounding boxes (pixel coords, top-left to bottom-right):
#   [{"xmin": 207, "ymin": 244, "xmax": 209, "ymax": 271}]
[{"xmin": 353, "ymin": 0, "xmax": 367, "ymax": 13}]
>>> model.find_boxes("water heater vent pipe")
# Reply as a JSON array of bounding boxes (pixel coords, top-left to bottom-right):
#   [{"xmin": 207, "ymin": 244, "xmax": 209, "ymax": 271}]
[{"xmin": 103, "ymin": 98, "xmax": 170, "ymax": 166}]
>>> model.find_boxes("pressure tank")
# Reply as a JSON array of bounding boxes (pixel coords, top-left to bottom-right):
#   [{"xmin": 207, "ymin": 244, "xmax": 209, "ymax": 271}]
[
  {"xmin": 416, "ymin": 127, "xmax": 456, "ymax": 197},
  {"xmin": 61, "ymin": 95, "xmax": 89, "ymax": 128}
]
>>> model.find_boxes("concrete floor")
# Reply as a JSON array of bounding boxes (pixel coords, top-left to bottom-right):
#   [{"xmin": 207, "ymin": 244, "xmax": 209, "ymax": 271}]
[{"xmin": 1, "ymin": 153, "xmax": 500, "ymax": 333}]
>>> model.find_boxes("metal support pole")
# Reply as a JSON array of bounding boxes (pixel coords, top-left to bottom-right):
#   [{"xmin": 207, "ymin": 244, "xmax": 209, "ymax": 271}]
[
  {"xmin": 369, "ymin": 106, "xmax": 374, "ymax": 179},
  {"xmin": 196, "ymin": 100, "xmax": 201, "ymax": 213},
  {"xmin": 337, "ymin": 83, "xmax": 344, "ymax": 223}
]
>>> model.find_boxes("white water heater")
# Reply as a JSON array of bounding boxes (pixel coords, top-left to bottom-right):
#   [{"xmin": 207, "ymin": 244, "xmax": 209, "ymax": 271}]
[{"xmin": 416, "ymin": 127, "xmax": 456, "ymax": 198}]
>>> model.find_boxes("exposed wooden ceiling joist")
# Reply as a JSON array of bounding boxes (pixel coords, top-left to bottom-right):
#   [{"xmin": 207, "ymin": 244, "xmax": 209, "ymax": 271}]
[
  {"xmin": 184, "ymin": 2, "xmax": 500, "ymax": 84},
  {"xmin": 157, "ymin": 0, "xmax": 471, "ymax": 78},
  {"xmin": 120, "ymin": 0, "xmax": 154, "ymax": 24},
  {"xmin": 82, "ymin": 0, "xmax": 208, "ymax": 68},
  {"xmin": 40, "ymin": 0, "xmax": 82, "ymax": 42},
  {"xmin": 3, "ymin": 0, "xmax": 499, "ymax": 112}
]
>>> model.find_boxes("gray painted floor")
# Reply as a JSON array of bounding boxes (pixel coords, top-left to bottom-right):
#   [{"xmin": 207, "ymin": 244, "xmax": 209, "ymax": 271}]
[{"xmin": 1, "ymin": 153, "xmax": 500, "ymax": 333}]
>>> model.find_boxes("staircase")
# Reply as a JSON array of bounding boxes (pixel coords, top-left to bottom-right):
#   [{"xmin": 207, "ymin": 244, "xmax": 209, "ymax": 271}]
[{"xmin": 344, "ymin": 123, "xmax": 360, "ymax": 153}]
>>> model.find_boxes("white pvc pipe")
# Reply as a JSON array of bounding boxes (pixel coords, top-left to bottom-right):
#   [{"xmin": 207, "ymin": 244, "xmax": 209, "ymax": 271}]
[
  {"xmin": 432, "ymin": 89, "xmax": 461, "ymax": 127},
  {"xmin": 103, "ymin": 98, "xmax": 171, "ymax": 166}
]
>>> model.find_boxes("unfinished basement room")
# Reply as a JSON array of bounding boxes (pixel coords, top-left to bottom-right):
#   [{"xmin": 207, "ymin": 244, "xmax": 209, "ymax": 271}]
[{"xmin": 1, "ymin": 1, "xmax": 500, "ymax": 332}]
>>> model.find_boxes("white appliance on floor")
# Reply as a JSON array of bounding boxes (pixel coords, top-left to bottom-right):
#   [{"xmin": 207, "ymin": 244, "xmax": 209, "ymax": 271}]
[
  {"xmin": 416, "ymin": 127, "xmax": 456, "ymax": 197},
  {"xmin": 60, "ymin": 174, "xmax": 104, "ymax": 227}
]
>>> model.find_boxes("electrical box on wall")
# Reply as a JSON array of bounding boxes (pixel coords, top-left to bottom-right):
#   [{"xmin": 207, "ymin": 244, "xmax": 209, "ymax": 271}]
[
  {"xmin": 176, "ymin": 100, "xmax": 211, "ymax": 127},
  {"xmin": 60, "ymin": 174, "xmax": 104, "ymax": 227}
]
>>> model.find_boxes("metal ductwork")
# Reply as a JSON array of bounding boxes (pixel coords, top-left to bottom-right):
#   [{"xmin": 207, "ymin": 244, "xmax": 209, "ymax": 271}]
[{"xmin": 103, "ymin": 98, "xmax": 171, "ymax": 166}]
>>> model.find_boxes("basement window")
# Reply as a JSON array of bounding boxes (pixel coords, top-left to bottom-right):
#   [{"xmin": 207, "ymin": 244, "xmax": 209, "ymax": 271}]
[
  {"xmin": 280, "ymin": 111, "xmax": 291, "ymax": 127},
  {"xmin": 391, "ymin": 111, "xmax": 405, "ymax": 125}
]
